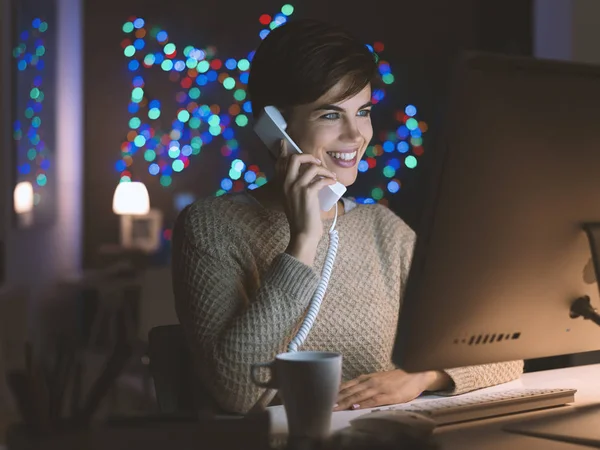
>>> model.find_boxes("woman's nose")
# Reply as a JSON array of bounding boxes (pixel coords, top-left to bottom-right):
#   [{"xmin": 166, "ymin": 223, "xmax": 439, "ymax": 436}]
[{"xmin": 341, "ymin": 119, "xmax": 362, "ymax": 142}]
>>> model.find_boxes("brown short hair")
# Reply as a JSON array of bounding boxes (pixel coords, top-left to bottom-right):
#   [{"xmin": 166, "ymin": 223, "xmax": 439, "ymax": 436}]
[{"xmin": 247, "ymin": 19, "xmax": 378, "ymax": 119}]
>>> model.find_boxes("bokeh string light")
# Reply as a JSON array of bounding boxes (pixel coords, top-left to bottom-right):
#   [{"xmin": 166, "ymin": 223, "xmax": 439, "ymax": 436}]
[
  {"xmin": 354, "ymin": 104, "xmax": 428, "ymax": 204},
  {"xmin": 13, "ymin": 18, "xmax": 50, "ymax": 208},
  {"xmin": 119, "ymin": 4, "xmax": 427, "ymax": 203}
]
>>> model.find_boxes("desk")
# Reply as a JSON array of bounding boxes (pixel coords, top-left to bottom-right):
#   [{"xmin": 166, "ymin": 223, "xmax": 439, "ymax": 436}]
[{"xmin": 268, "ymin": 363, "xmax": 600, "ymax": 449}]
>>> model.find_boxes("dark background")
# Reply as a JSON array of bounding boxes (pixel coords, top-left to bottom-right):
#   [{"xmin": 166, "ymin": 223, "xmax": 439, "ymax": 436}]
[
  {"xmin": 83, "ymin": 0, "xmax": 532, "ymax": 267},
  {"xmin": 12, "ymin": 0, "xmax": 58, "ymax": 227}
]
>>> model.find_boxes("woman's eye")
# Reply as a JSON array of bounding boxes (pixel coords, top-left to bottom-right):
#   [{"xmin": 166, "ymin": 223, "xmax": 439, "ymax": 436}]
[
  {"xmin": 358, "ymin": 109, "xmax": 372, "ymax": 117},
  {"xmin": 321, "ymin": 112, "xmax": 340, "ymax": 120}
]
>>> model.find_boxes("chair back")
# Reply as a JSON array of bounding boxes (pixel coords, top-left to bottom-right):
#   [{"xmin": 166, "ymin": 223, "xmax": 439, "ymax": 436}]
[{"xmin": 148, "ymin": 324, "xmax": 197, "ymax": 414}]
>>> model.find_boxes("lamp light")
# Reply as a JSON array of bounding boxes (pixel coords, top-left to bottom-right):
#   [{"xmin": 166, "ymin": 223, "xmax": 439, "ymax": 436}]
[
  {"xmin": 111, "ymin": 181, "xmax": 161, "ymax": 253},
  {"xmin": 13, "ymin": 181, "xmax": 34, "ymax": 214},
  {"xmin": 112, "ymin": 181, "xmax": 150, "ymax": 216}
]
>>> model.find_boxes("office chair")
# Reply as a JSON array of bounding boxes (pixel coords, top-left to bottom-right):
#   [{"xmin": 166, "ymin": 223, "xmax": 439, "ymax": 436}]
[{"xmin": 148, "ymin": 324, "xmax": 216, "ymax": 415}]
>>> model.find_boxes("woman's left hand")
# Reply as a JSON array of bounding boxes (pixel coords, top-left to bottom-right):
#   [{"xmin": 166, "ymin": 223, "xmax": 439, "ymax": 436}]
[{"xmin": 334, "ymin": 369, "xmax": 452, "ymax": 411}]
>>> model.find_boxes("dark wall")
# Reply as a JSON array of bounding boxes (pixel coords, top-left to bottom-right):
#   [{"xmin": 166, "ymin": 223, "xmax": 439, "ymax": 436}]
[
  {"xmin": 83, "ymin": 0, "xmax": 532, "ymax": 267},
  {"xmin": 0, "ymin": 0, "xmax": 7, "ymax": 287},
  {"xmin": 1, "ymin": 0, "xmax": 62, "ymax": 294}
]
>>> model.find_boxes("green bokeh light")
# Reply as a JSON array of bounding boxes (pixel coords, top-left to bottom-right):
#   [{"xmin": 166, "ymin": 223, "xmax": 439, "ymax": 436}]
[
  {"xmin": 382, "ymin": 73, "xmax": 395, "ymax": 84},
  {"xmin": 129, "ymin": 117, "xmax": 141, "ymax": 129},
  {"xmin": 144, "ymin": 150, "xmax": 156, "ymax": 161},
  {"xmin": 163, "ymin": 43, "xmax": 176, "ymax": 55},
  {"xmin": 189, "ymin": 117, "xmax": 201, "ymax": 129},
  {"xmin": 223, "ymin": 77, "xmax": 235, "ymax": 90},
  {"xmin": 405, "ymin": 118, "xmax": 418, "ymax": 130},
  {"xmin": 172, "ymin": 160, "xmax": 184, "ymax": 172},
  {"xmin": 405, "ymin": 155, "xmax": 418, "ymax": 169},
  {"xmin": 124, "ymin": 45, "xmax": 136, "ymax": 57},
  {"xmin": 134, "ymin": 135, "xmax": 146, "ymax": 147},
  {"xmin": 177, "ymin": 110, "xmax": 191, "ymax": 122},
  {"xmin": 191, "ymin": 137, "xmax": 202, "ymax": 154},
  {"xmin": 131, "ymin": 87, "xmax": 144, "ymax": 102},
  {"xmin": 233, "ymin": 89, "xmax": 246, "ymax": 101},
  {"xmin": 237, "ymin": 59, "xmax": 250, "ymax": 71},
  {"xmin": 197, "ymin": 61, "xmax": 210, "ymax": 73},
  {"xmin": 235, "ymin": 114, "xmax": 248, "ymax": 127},
  {"xmin": 281, "ymin": 4, "xmax": 294, "ymax": 15},
  {"xmin": 383, "ymin": 166, "xmax": 396, "ymax": 178},
  {"xmin": 208, "ymin": 115, "xmax": 220, "ymax": 127},
  {"xmin": 186, "ymin": 58, "xmax": 198, "ymax": 69},
  {"xmin": 371, "ymin": 188, "xmax": 384, "ymax": 200}
]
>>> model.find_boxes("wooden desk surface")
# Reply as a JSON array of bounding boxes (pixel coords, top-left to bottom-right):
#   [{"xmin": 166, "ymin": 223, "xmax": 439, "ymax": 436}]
[{"xmin": 268, "ymin": 363, "xmax": 600, "ymax": 449}]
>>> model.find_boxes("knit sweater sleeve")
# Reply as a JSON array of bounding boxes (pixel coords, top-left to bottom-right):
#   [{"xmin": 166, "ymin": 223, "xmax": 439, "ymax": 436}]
[
  {"xmin": 171, "ymin": 207, "xmax": 319, "ymax": 413},
  {"xmin": 398, "ymin": 221, "xmax": 524, "ymax": 394},
  {"xmin": 438, "ymin": 361, "xmax": 524, "ymax": 395}
]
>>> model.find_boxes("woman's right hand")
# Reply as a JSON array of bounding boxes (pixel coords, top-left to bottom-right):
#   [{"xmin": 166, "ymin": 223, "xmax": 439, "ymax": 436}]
[{"xmin": 275, "ymin": 141, "xmax": 338, "ymax": 266}]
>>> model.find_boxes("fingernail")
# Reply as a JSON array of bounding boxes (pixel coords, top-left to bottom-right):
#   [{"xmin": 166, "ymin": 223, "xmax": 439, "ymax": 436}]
[
  {"xmin": 316, "ymin": 158, "xmax": 322, "ymax": 164},
  {"xmin": 351, "ymin": 404, "xmax": 360, "ymax": 410},
  {"xmin": 333, "ymin": 403, "xmax": 338, "ymax": 408}
]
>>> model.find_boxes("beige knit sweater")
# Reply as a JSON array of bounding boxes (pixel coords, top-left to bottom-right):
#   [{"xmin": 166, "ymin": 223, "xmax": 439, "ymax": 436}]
[{"xmin": 172, "ymin": 193, "xmax": 523, "ymax": 414}]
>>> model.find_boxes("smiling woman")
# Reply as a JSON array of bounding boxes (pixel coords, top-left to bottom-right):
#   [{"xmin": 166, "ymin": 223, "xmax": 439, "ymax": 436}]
[
  {"xmin": 282, "ymin": 85, "xmax": 373, "ymax": 187},
  {"xmin": 171, "ymin": 19, "xmax": 523, "ymax": 415},
  {"xmin": 245, "ymin": 19, "xmax": 379, "ymax": 217}
]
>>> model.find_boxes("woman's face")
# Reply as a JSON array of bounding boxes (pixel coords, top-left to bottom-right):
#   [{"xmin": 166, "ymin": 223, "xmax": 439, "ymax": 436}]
[{"xmin": 286, "ymin": 82, "xmax": 373, "ymax": 187}]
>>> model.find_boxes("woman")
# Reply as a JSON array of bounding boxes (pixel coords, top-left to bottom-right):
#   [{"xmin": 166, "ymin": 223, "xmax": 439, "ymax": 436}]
[{"xmin": 171, "ymin": 19, "xmax": 523, "ymax": 414}]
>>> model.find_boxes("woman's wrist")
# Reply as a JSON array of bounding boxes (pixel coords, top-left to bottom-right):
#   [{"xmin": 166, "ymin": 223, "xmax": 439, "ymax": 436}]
[
  {"xmin": 422, "ymin": 370, "xmax": 453, "ymax": 392},
  {"xmin": 285, "ymin": 235, "xmax": 320, "ymax": 266}
]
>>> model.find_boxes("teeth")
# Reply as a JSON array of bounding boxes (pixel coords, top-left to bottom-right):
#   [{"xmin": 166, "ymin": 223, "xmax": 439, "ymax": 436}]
[{"xmin": 327, "ymin": 151, "xmax": 357, "ymax": 161}]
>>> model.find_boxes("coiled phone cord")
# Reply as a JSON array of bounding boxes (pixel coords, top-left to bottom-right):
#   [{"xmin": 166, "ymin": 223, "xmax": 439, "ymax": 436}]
[
  {"xmin": 287, "ymin": 202, "xmax": 339, "ymax": 352},
  {"xmin": 249, "ymin": 202, "xmax": 340, "ymax": 412}
]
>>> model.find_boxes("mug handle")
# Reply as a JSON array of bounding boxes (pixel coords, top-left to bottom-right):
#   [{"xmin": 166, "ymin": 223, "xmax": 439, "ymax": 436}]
[{"xmin": 250, "ymin": 361, "xmax": 277, "ymax": 389}]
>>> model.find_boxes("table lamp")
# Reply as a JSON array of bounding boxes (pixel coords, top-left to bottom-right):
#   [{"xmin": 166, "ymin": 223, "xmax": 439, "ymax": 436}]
[
  {"xmin": 112, "ymin": 181, "xmax": 150, "ymax": 216},
  {"xmin": 13, "ymin": 181, "xmax": 34, "ymax": 227},
  {"xmin": 112, "ymin": 182, "xmax": 161, "ymax": 252}
]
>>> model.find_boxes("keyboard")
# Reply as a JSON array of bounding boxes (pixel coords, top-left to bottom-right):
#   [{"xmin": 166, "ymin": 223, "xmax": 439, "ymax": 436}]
[{"xmin": 370, "ymin": 388, "xmax": 577, "ymax": 425}]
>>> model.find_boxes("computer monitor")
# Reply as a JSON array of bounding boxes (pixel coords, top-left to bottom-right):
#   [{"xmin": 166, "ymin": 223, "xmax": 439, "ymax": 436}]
[{"xmin": 393, "ymin": 52, "xmax": 600, "ymax": 373}]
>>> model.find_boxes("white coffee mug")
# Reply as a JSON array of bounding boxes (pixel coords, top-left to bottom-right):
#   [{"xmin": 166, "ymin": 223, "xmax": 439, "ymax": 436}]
[{"xmin": 250, "ymin": 351, "xmax": 342, "ymax": 440}]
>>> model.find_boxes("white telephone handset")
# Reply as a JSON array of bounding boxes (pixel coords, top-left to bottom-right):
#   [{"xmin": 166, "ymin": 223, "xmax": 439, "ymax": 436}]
[
  {"xmin": 253, "ymin": 105, "xmax": 347, "ymax": 211},
  {"xmin": 249, "ymin": 106, "xmax": 343, "ymax": 411}
]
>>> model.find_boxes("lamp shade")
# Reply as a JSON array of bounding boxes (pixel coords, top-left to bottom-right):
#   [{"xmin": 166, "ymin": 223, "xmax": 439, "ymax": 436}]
[
  {"xmin": 13, "ymin": 181, "xmax": 34, "ymax": 214},
  {"xmin": 112, "ymin": 181, "xmax": 150, "ymax": 215}
]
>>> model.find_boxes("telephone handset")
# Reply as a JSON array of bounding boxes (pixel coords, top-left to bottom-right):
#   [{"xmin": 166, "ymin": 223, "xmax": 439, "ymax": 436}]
[
  {"xmin": 253, "ymin": 105, "xmax": 347, "ymax": 211},
  {"xmin": 249, "ymin": 106, "xmax": 344, "ymax": 411}
]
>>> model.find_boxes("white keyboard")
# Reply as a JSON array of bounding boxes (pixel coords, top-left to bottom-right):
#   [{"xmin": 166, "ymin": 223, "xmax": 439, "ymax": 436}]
[{"xmin": 371, "ymin": 388, "xmax": 577, "ymax": 425}]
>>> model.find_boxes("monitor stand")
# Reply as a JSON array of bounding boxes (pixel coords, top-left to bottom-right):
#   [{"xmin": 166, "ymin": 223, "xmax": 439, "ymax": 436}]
[
  {"xmin": 503, "ymin": 404, "xmax": 600, "ymax": 448},
  {"xmin": 570, "ymin": 223, "xmax": 600, "ymax": 327},
  {"xmin": 504, "ymin": 224, "xmax": 600, "ymax": 447}
]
